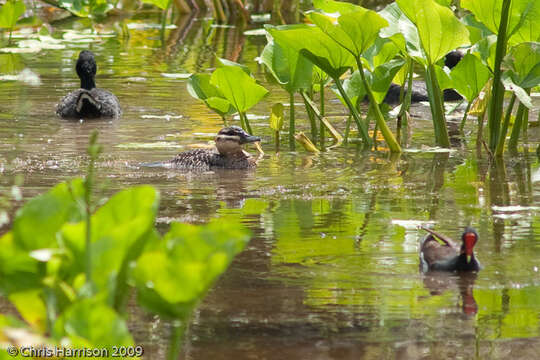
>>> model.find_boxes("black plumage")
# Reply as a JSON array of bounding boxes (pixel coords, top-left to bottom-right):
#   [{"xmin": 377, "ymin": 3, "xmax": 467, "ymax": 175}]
[{"xmin": 56, "ymin": 50, "xmax": 121, "ymax": 119}]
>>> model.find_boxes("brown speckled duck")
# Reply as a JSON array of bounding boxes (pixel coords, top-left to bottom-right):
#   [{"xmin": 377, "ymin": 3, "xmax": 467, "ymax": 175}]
[
  {"xmin": 419, "ymin": 226, "xmax": 481, "ymax": 272},
  {"xmin": 56, "ymin": 50, "xmax": 121, "ymax": 119},
  {"xmin": 159, "ymin": 126, "xmax": 261, "ymax": 170}
]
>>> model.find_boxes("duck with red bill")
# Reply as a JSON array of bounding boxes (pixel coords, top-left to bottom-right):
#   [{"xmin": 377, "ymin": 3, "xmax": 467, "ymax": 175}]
[{"xmin": 419, "ymin": 226, "xmax": 481, "ymax": 272}]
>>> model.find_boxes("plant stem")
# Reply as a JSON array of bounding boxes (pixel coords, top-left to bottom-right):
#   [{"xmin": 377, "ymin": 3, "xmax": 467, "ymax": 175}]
[
  {"xmin": 459, "ymin": 102, "xmax": 472, "ymax": 133},
  {"xmin": 289, "ymin": 92, "xmax": 295, "ymax": 150},
  {"xmin": 320, "ymin": 77, "xmax": 325, "ymax": 146},
  {"xmin": 221, "ymin": 115, "xmax": 228, "ymax": 127},
  {"xmin": 84, "ymin": 131, "xmax": 102, "ymax": 289},
  {"xmin": 333, "ymin": 77, "xmax": 371, "ymax": 148},
  {"xmin": 167, "ymin": 320, "xmax": 187, "ymax": 360},
  {"xmin": 508, "ymin": 98, "xmax": 527, "ymax": 151},
  {"xmin": 300, "ymin": 91, "xmax": 342, "ymax": 148},
  {"xmin": 495, "ymin": 93, "xmax": 516, "ymax": 156},
  {"xmin": 355, "ymin": 58, "xmax": 401, "ymax": 152},
  {"xmin": 302, "ymin": 94, "xmax": 318, "ymax": 143},
  {"xmin": 425, "ymin": 63, "xmax": 450, "ymax": 147},
  {"xmin": 344, "ymin": 115, "xmax": 352, "ymax": 144},
  {"xmin": 488, "ymin": 0, "xmax": 511, "ymax": 151},
  {"xmin": 239, "ymin": 112, "xmax": 252, "ymax": 134}
]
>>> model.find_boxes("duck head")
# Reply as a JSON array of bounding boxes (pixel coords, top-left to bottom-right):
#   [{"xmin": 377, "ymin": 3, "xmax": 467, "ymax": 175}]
[
  {"xmin": 76, "ymin": 50, "xmax": 97, "ymax": 90},
  {"xmin": 215, "ymin": 126, "xmax": 261, "ymax": 156},
  {"xmin": 460, "ymin": 227, "xmax": 478, "ymax": 263}
]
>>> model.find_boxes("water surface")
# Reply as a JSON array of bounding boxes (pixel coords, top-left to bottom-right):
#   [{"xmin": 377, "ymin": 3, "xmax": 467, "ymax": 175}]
[{"xmin": 1, "ymin": 10, "xmax": 540, "ymax": 360}]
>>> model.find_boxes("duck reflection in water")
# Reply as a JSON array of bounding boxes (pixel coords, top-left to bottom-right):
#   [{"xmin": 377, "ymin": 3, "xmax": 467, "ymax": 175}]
[
  {"xmin": 419, "ymin": 226, "xmax": 481, "ymax": 315},
  {"xmin": 422, "ymin": 271, "xmax": 478, "ymax": 316}
]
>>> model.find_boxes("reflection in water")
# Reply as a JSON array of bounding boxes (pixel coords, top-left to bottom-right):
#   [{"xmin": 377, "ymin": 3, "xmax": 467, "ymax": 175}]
[
  {"xmin": 422, "ymin": 272, "xmax": 478, "ymax": 316},
  {"xmin": 0, "ymin": 10, "xmax": 539, "ymax": 360}
]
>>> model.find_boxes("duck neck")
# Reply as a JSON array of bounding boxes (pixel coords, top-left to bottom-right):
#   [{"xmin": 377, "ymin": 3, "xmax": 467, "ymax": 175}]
[{"xmin": 80, "ymin": 76, "xmax": 96, "ymax": 90}]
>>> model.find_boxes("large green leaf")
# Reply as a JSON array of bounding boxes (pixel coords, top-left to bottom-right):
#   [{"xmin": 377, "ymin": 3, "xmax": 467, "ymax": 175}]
[
  {"xmin": 308, "ymin": 9, "xmax": 388, "ymax": 59},
  {"xmin": 312, "ymin": 0, "xmax": 360, "ymax": 14},
  {"xmin": 53, "ymin": 299, "xmax": 133, "ymax": 347},
  {"xmin": 268, "ymin": 24, "xmax": 353, "ymax": 79},
  {"xmin": 0, "ymin": 232, "xmax": 42, "ymax": 294},
  {"xmin": 503, "ymin": 42, "xmax": 540, "ymax": 89},
  {"xmin": 0, "ymin": 179, "xmax": 84, "ymax": 295},
  {"xmin": 332, "ymin": 70, "xmax": 365, "ymax": 108},
  {"xmin": 461, "ymin": 0, "xmax": 540, "ymax": 45},
  {"xmin": 57, "ymin": 0, "xmax": 113, "ymax": 17},
  {"xmin": 363, "ymin": 37, "xmax": 401, "ymax": 71},
  {"xmin": 333, "ymin": 58, "xmax": 405, "ymax": 106},
  {"xmin": 378, "ymin": 2, "xmax": 422, "ymax": 57},
  {"xmin": 210, "ymin": 66, "xmax": 268, "ymax": 113},
  {"xmin": 367, "ymin": 58, "xmax": 407, "ymax": 103},
  {"xmin": 0, "ymin": 0, "xmax": 25, "ymax": 29},
  {"xmin": 187, "ymin": 74, "xmax": 234, "ymax": 117},
  {"xmin": 447, "ymin": 53, "xmax": 491, "ymax": 101},
  {"xmin": 396, "ymin": 0, "xmax": 470, "ymax": 64},
  {"xmin": 13, "ymin": 179, "xmax": 85, "ymax": 252},
  {"xmin": 133, "ymin": 220, "xmax": 250, "ymax": 319},
  {"xmin": 260, "ymin": 26, "xmax": 314, "ymax": 93},
  {"xmin": 141, "ymin": 0, "xmax": 170, "ymax": 10},
  {"xmin": 500, "ymin": 42, "xmax": 540, "ymax": 108},
  {"xmin": 60, "ymin": 186, "xmax": 159, "ymax": 305}
]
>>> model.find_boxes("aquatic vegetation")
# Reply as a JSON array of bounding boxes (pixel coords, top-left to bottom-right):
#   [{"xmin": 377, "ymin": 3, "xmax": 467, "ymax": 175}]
[
  {"xmin": 269, "ymin": 103, "xmax": 284, "ymax": 149},
  {"xmin": 259, "ymin": 24, "xmax": 313, "ymax": 149},
  {"xmin": 255, "ymin": 0, "xmax": 539, "ymax": 155},
  {"xmin": 188, "ymin": 60, "xmax": 268, "ymax": 133},
  {"xmin": 0, "ymin": 0, "xmax": 25, "ymax": 42},
  {"xmin": 0, "ymin": 134, "xmax": 250, "ymax": 356}
]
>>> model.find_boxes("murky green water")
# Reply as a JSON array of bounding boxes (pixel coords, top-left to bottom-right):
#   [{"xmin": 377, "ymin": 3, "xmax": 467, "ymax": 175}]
[{"xmin": 1, "ymin": 10, "xmax": 540, "ymax": 360}]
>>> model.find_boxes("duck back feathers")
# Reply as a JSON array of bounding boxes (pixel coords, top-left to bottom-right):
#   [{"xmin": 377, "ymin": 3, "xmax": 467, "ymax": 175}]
[{"xmin": 56, "ymin": 50, "xmax": 121, "ymax": 119}]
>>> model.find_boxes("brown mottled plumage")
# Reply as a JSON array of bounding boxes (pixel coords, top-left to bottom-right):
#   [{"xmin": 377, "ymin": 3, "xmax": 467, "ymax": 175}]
[
  {"xmin": 169, "ymin": 148, "xmax": 257, "ymax": 170},
  {"xmin": 56, "ymin": 50, "xmax": 121, "ymax": 119},
  {"xmin": 147, "ymin": 126, "xmax": 260, "ymax": 170}
]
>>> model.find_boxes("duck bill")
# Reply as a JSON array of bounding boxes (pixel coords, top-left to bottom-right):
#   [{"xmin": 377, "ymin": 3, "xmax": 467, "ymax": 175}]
[
  {"xmin": 241, "ymin": 135, "xmax": 261, "ymax": 144},
  {"xmin": 464, "ymin": 232, "xmax": 476, "ymax": 263}
]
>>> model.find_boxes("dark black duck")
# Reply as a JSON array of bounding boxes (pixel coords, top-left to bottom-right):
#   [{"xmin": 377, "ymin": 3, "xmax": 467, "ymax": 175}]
[
  {"xmin": 384, "ymin": 51, "xmax": 464, "ymax": 104},
  {"xmin": 56, "ymin": 50, "xmax": 121, "ymax": 119},
  {"xmin": 152, "ymin": 126, "xmax": 261, "ymax": 170},
  {"xmin": 419, "ymin": 226, "xmax": 481, "ymax": 272}
]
